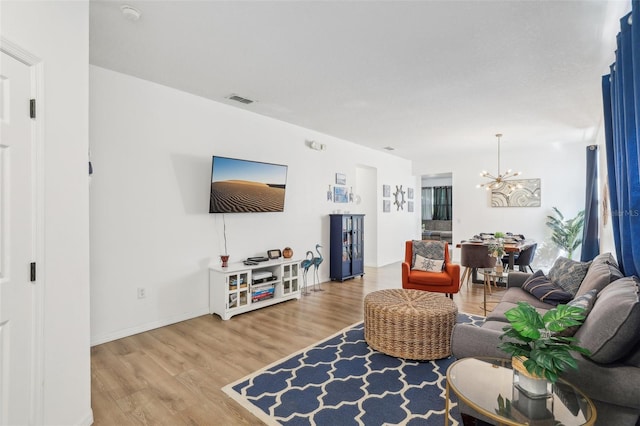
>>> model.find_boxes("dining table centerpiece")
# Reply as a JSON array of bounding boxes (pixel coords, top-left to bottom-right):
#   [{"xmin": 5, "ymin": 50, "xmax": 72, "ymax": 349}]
[
  {"xmin": 487, "ymin": 240, "xmax": 506, "ymax": 272},
  {"xmin": 498, "ymin": 302, "xmax": 590, "ymax": 398}
]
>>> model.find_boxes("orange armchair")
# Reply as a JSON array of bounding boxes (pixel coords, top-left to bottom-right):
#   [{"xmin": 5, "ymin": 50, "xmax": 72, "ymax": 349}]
[{"xmin": 402, "ymin": 240, "xmax": 460, "ymax": 299}]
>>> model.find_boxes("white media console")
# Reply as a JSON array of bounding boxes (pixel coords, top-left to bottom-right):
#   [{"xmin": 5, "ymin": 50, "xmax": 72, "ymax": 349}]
[{"xmin": 209, "ymin": 258, "xmax": 301, "ymax": 320}]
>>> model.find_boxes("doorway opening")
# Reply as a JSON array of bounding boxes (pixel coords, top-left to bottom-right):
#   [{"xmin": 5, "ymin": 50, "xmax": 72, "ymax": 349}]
[{"xmin": 421, "ymin": 173, "xmax": 453, "ymax": 244}]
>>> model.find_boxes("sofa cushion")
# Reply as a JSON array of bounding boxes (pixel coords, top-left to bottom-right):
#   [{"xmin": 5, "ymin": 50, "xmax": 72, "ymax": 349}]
[
  {"xmin": 522, "ymin": 270, "xmax": 573, "ymax": 306},
  {"xmin": 575, "ymin": 276, "xmax": 640, "ymax": 363},
  {"xmin": 499, "ymin": 287, "xmax": 554, "ymax": 310},
  {"xmin": 548, "ymin": 257, "xmax": 591, "ymax": 296},
  {"xmin": 407, "ymin": 270, "xmax": 453, "ymax": 286},
  {"xmin": 575, "ymin": 252, "xmax": 623, "ymax": 297},
  {"xmin": 486, "ymin": 297, "xmax": 550, "ymax": 322},
  {"xmin": 411, "ymin": 254, "xmax": 444, "ymax": 272},
  {"xmin": 411, "ymin": 240, "xmax": 445, "ymax": 266}
]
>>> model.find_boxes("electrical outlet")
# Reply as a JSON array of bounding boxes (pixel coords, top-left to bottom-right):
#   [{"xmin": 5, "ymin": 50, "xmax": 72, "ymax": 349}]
[{"xmin": 137, "ymin": 287, "xmax": 146, "ymax": 299}]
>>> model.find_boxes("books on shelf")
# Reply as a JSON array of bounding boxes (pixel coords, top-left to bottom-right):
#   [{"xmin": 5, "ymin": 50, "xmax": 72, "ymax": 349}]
[{"xmin": 251, "ymin": 284, "xmax": 275, "ymax": 302}]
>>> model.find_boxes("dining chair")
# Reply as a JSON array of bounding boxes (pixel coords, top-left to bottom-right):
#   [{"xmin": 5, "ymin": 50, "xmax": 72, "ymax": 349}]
[
  {"xmin": 502, "ymin": 242, "xmax": 537, "ymax": 273},
  {"xmin": 460, "ymin": 244, "xmax": 497, "ymax": 289}
]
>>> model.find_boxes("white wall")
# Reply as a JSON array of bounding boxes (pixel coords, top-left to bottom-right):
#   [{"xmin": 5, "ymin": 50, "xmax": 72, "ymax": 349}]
[
  {"xmin": 89, "ymin": 66, "xmax": 416, "ymax": 344},
  {"xmin": 415, "ymin": 140, "xmax": 589, "ymax": 269},
  {"xmin": 1, "ymin": 1, "xmax": 92, "ymax": 425}
]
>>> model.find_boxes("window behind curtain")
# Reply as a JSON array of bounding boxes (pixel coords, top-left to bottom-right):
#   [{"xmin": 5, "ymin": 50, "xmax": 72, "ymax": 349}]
[
  {"xmin": 432, "ymin": 186, "xmax": 452, "ymax": 220},
  {"xmin": 421, "ymin": 187, "xmax": 433, "ymax": 220}
]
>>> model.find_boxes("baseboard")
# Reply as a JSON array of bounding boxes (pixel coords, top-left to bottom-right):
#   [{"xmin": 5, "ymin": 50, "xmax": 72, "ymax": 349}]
[{"xmin": 90, "ymin": 308, "xmax": 210, "ymax": 346}]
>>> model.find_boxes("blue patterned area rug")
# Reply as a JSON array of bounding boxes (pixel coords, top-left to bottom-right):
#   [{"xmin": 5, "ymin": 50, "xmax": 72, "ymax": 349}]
[{"xmin": 222, "ymin": 312, "xmax": 484, "ymax": 426}]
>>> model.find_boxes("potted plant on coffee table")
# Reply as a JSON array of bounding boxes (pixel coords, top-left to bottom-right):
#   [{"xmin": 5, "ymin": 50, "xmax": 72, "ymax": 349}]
[{"xmin": 498, "ymin": 302, "xmax": 590, "ymax": 397}]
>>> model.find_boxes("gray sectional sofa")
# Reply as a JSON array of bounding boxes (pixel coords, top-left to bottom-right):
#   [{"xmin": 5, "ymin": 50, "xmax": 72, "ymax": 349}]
[{"xmin": 451, "ymin": 252, "xmax": 640, "ymax": 425}]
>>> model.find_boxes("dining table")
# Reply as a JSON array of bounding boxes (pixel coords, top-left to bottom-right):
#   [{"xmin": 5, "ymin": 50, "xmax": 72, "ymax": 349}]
[{"xmin": 456, "ymin": 239, "xmax": 536, "ymax": 283}]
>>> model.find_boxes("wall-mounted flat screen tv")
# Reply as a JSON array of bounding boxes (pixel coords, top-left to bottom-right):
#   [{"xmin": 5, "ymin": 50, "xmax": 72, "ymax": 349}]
[{"xmin": 209, "ymin": 156, "xmax": 288, "ymax": 213}]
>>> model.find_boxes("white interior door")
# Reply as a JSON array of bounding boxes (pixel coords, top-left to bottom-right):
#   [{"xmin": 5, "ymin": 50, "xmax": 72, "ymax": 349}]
[{"xmin": 0, "ymin": 50, "xmax": 37, "ymax": 425}]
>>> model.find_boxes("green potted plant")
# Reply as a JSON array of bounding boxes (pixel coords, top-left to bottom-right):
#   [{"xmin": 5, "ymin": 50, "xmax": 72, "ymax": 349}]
[
  {"xmin": 498, "ymin": 302, "xmax": 590, "ymax": 396},
  {"xmin": 546, "ymin": 207, "xmax": 585, "ymax": 259},
  {"xmin": 487, "ymin": 240, "xmax": 506, "ymax": 272}
]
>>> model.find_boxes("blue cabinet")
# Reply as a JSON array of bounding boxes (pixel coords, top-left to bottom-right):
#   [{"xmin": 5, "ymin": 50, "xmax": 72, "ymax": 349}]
[{"xmin": 329, "ymin": 214, "xmax": 365, "ymax": 281}]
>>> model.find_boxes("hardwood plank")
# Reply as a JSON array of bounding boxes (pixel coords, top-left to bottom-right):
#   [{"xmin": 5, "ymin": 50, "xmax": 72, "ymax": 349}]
[{"xmin": 91, "ymin": 262, "xmax": 491, "ymax": 424}]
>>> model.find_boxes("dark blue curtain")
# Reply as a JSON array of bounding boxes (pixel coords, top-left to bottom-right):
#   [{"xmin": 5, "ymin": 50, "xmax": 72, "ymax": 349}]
[
  {"xmin": 602, "ymin": 0, "xmax": 640, "ymax": 277},
  {"xmin": 432, "ymin": 186, "xmax": 452, "ymax": 220},
  {"xmin": 581, "ymin": 145, "xmax": 599, "ymax": 261}
]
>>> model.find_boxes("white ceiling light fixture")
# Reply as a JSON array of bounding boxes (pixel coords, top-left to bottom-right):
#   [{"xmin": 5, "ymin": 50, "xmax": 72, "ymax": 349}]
[
  {"xmin": 120, "ymin": 5, "xmax": 141, "ymax": 21},
  {"xmin": 477, "ymin": 133, "xmax": 522, "ymax": 191}
]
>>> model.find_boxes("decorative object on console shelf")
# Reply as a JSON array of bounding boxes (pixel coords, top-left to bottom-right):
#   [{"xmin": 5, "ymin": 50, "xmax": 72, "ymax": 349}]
[
  {"xmin": 219, "ymin": 213, "xmax": 229, "ymax": 267},
  {"xmin": 283, "ymin": 247, "xmax": 293, "ymax": 258},
  {"xmin": 267, "ymin": 249, "xmax": 281, "ymax": 259}
]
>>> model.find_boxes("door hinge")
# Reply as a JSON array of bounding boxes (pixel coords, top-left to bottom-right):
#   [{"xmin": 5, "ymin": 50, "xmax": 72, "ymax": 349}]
[
  {"xmin": 30, "ymin": 262, "xmax": 36, "ymax": 282},
  {"xmin": 30, "ymin": 99, "xmax": 36, "ymax": 119}
]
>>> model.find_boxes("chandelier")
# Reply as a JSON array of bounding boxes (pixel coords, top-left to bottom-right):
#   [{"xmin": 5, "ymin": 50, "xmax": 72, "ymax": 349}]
[{"xmin": 477, "ymin": 133, "xmax": 522, "ymax": 191}]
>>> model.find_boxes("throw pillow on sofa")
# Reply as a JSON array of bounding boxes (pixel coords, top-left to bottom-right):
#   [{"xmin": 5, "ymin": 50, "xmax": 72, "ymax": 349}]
[
  {"xmin": 575, "ymin": 252, "xmax": 623, "ymax": 297},
  {"xmin": 522, "ymin": 270, "xmax": 573, "ymax": 306},
  {"xmin": 548, "ymin": 257, "xmax": 592, "ymax": 296},
  {"xmin": 574, "ymin": 276, "xmax": 640, "ymax": 364},
  {"xmin": 555, "ymin": 289, "xmax": 598, "ymax": 337}
]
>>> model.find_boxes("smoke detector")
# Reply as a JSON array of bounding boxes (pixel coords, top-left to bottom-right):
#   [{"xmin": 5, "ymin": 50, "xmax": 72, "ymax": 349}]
[{"xmin": 121, "ymin": 5, "xmax": 141, "ymax": 21}]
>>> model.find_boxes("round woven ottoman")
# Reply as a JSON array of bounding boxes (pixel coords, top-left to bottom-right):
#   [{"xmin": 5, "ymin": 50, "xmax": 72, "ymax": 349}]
[{"xmin": 364, "ymin": 289, "xmax": 458, "ymax": 360}]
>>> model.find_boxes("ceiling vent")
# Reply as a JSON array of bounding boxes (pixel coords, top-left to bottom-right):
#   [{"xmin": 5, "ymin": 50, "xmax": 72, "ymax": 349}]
[{"xmin": 226, "ymin": 94, "xmax": 255, "ymax": 105}]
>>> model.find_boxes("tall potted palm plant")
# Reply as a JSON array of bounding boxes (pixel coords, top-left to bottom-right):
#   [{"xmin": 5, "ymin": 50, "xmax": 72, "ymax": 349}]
[{"xmin": 545, "ymin": 207, "xmax": 585, "ymax": 259}]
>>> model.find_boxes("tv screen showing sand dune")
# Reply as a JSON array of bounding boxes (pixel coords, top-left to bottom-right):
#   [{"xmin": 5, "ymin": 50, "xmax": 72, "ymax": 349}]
[{"xmin": 209, "ymin": 157, "xmax": 288, "ymax": 213}]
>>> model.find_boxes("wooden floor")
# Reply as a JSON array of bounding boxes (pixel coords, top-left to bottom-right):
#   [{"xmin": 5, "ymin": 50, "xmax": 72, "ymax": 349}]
[{"xmin": 91, "ymin": 262, "xmax": 504, "ymax": 425}]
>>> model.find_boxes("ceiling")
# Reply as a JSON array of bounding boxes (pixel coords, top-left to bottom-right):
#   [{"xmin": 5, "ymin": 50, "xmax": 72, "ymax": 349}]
[{"xmin": 89, "ymin": 0, "xmax": 631, "ymax": 160}]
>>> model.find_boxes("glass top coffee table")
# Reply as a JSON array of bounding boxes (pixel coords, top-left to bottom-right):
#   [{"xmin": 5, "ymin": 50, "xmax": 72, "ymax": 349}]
[{"xmin": 445, "ymin": 357, "xmax": 596, "ymax": 426}]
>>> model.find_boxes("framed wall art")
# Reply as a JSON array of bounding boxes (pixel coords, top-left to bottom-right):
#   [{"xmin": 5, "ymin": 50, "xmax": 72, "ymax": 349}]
[
  {"xmin": 491, "ymin": 179, "xmax": 541, "ymax": 207},
  {"xmin": 335, "ymin": 173, "xmax": 346, "ymax": 185},
  {"xmin": 334, "ymin": 186, "xmax": 349, "ymax": 203}
]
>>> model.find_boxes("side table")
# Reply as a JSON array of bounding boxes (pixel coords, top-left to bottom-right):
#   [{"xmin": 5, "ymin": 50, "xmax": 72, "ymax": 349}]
[
  {"xmin": 481, "ymin": 270, "xmax": 508, "ymax": 315},
  {"xmin": 445, "ymin": 357, "xmax": 596, "ymax": 426}
]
